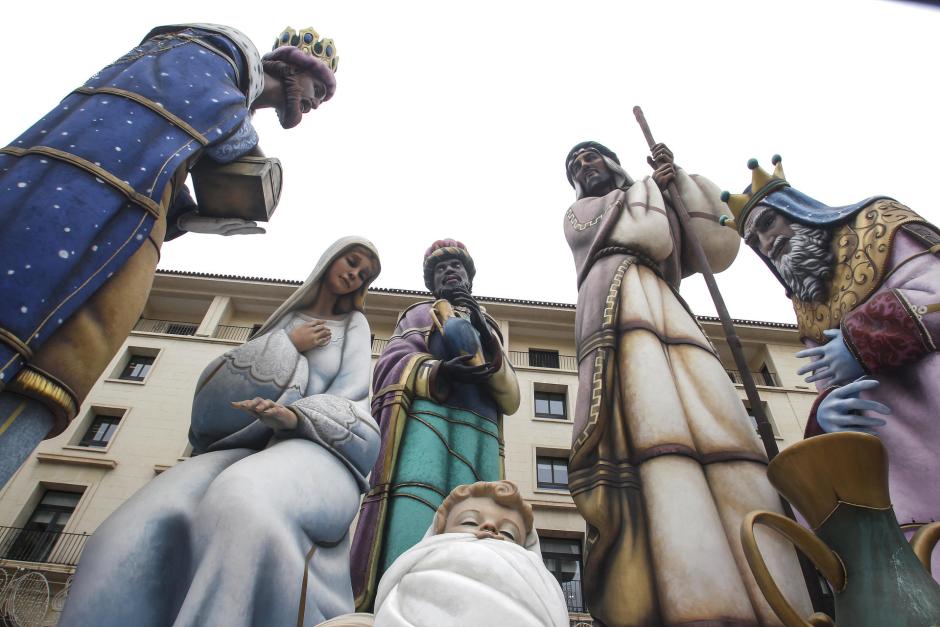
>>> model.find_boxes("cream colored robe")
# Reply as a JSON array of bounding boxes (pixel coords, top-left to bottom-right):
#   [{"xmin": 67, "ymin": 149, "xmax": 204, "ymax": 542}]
[{"xmin": 564, "ymin": 171, "xmax": 812, "ymax": 626}]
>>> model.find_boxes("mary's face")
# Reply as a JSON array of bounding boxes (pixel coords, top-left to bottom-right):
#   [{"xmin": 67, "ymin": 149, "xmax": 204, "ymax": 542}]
[{"xmin": 325, "ymin": 247, "xmax": 375, "ymax": 296}]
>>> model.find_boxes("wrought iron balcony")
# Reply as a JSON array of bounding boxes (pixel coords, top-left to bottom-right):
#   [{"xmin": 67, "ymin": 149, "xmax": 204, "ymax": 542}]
[
  {"xmin": 726, "ymin": 369, "xmax": 780, "ymax": 387},
  {"xmin": 0, "ymin": 527, "xmax": 87, "ymax": 567},
  {"xmin": 508, "ymin": 351, "xmax": 577, "ymax": 372},
  {"xmin": 133, "ymin": 317, "xmax": 198, "ymax": 337},
  {"xmin": 371, "ymin": 337, "xmax": 389, "ymax": 355},
  {"xmin": 560, "ymin": 579, "xmax": 586, "ymax": 613},
  {"xmin": 213, "ymin": 324, "xmax": 254, "ymax": 342}
]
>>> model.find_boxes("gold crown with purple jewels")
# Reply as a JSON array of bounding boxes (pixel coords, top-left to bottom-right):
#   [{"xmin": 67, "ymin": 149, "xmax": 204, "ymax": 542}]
[
  {"xmin": 273, "ymin": 27, "xmax": 338, "ymax": 72},
  {"xmin": 719, "ymin": 155, "xmax": 789, "ymax": 234}
]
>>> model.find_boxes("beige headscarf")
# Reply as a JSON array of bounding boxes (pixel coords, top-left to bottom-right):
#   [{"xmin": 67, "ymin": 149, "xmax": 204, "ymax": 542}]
[{"xmin": 255, "ymin": 236, "xmax": 380, "ymax": 337}]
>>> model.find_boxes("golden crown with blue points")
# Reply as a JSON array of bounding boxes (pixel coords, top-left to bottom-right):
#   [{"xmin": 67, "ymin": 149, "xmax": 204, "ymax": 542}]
[
  {"xmin": 273, "ymin": 26, "xmax": 339, "ymax": 72},
  {"xmin": 719, "ymin": 155, "xmax": 789, "ymax": 234}
]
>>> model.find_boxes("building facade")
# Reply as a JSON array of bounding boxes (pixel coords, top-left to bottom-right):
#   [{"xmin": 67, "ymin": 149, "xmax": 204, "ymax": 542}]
[{"xmin": 0, "ymin": 271, "xmax": 816, "ymax": 626}]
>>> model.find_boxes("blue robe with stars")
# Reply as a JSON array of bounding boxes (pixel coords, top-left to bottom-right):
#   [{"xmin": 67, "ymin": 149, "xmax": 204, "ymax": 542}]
[{"xmin": 0, "ymin": 25, "xmax": 262, "ymax": 387}]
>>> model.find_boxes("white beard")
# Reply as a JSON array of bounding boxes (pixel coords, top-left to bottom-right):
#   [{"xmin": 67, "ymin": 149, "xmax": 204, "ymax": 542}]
[{"xmin": 772, "ymin": 223, "xmax": 835, "ymax": 303}]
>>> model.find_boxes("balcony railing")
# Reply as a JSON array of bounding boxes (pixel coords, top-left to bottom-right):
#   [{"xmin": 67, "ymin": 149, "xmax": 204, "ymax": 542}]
[
  {"xmin": 726, "ymin": 369, "xmax": 780, "ymax": 387},
  {"xmin": 0, "ymin": 527, "xmax": 88, "ymax": 567},
  {"xmin": 560, "ymin": 579, "xmax": 586, "ymax": 613},
  {"xmin": 133, "ymin": 318, "xmax": 198, "ymax": 337},
  {"xmin": 508, "ymin": 351, "xmax": 577, "ymax": 372},
  {"xmin": 213, "ymin": 324, "xmax": 254, "ymax": 342},
  {"xmin": 371, "ymin": 337, "xmax": 389, "ymax": 355}
]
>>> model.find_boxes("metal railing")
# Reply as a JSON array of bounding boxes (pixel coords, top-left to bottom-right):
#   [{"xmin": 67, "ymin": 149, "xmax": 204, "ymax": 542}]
[
  {"xmin": 133, "ymin": 318, "xmax": 198, "ymax": 337},
  {"xmin": 560, "ymin": 579, "xmax": 586, "ymax": 613},
  {"xmin": 0, "ymin": 567, "xmax": 54, "ymax": 627},
  {"xmin": 0, "ymin": 527, "xmax": 88, "ymax": 567},
  {"xmin": 213, "ymin": 324, "xmax": 254, "ymax": 342},
  {"xmin": 371, "ymin": 338, "xmax": 389, "ymax": 355},
  {"xmin": 508, "ymin": 351, "xmax": 577, "ymax": 371},
  {"xmin": 369, "ymin": 342, "xmax": 579, "ymax": 372},
  {"xmin": 726, "ymin": 369, "xmax": 780, "ymax": 387}
]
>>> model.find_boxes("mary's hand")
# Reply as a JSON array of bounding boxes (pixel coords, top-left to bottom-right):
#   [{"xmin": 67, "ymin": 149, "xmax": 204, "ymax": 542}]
[
  {"xmin": 231, "ymin": 397, "xmax": 298, "ymax": 431},
  {"xmin": 288, "ymin": 320, "xmax": 332, "ymax": 352}
]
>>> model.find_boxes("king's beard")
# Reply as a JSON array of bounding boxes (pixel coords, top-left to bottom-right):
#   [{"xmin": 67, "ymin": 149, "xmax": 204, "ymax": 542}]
[
  {"xmin": 276, "ymin": 72, "xmax": 306, "ymax": 129},
  {"xmin": 771, "ymin": 223, "xmax": 835, "ymax": 303},
  {"xmin": 262, "ymin": 59, "xmax": 306, "ymax": 130},
  {"xmin": 436, "ymin": 281, "xmax": 472, "ymax": 303}
]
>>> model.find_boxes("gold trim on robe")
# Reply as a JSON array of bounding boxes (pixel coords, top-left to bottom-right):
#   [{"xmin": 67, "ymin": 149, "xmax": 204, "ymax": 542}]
[{"xmin": 793, "ymin": 200, "xmax": 926, "ymax": 343}]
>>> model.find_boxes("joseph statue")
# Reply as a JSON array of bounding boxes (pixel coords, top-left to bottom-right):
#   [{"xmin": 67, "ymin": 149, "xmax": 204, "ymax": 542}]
[{"xmin": 562, "ymin": 141, "xmax": 811, "ymax": 626}]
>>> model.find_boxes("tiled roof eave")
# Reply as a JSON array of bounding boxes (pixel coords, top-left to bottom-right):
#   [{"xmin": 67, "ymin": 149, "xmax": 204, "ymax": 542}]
[{"xmin": 153, "ymin": 269, "xmax": 797, "ymax": 329}]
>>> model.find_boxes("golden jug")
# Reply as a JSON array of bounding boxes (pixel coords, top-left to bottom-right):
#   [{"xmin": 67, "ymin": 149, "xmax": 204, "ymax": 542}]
[{"xmin": 742, "ymin": 432, "xmax": 940, "ymax": 626}]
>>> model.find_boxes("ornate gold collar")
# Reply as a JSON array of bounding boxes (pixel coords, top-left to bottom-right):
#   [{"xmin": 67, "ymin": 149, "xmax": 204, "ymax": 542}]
[{"xmin": 793, "ymin": 200, "xmax": 924, "ymax": 343}]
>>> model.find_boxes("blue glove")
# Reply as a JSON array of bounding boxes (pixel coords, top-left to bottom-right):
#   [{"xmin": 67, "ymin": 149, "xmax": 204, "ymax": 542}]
[
  {"xmin": 795, "ymin": 328, "xmax": 864, "ymax": 386},
  {"xmin": 816, "ymin": 378, "xmax": 891, "ymax": 435}
]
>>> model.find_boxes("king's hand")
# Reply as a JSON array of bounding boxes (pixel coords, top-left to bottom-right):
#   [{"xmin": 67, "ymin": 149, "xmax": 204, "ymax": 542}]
[{"xmin": 177, "ymin": 211, "xmax": 266, "ymax": 236}]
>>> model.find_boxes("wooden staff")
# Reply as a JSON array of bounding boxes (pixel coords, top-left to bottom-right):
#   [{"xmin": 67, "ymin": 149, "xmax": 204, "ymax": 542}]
[
  {"xmin": 633, "ymin": 105, "xmax": 780, "ymax": 460},
  {"xmin": 633, "ymin": 106, "xmax": 828, "ymax": 613}
]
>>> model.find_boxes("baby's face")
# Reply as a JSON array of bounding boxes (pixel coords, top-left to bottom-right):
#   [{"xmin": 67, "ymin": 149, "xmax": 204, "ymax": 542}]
[{"xmin": 443, "ymin": 496, "xmax": 526, "ymax": 546}]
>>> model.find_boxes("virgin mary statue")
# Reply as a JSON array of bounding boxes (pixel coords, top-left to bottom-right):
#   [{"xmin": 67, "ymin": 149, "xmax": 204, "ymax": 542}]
[{"xmin": 61, "ymin": 236, "xmax": 383, "ymax": 627}]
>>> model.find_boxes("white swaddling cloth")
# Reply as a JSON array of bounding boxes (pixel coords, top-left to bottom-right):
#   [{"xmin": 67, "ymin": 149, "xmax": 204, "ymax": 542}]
[{"xmin": 371, "ymin": 529, "xmax": 569, "ymax": 627}]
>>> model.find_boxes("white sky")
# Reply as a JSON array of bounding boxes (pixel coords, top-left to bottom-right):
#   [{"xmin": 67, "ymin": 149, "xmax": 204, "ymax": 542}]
[{"xmin": 3, "ymin": 1, "xmax": 939, "ymax": 323}]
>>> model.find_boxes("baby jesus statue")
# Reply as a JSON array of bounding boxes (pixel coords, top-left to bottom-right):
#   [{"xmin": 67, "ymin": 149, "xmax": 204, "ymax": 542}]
[{"xmin": 321, "ymin": 480, "xmax": 569, "ymax": 626}]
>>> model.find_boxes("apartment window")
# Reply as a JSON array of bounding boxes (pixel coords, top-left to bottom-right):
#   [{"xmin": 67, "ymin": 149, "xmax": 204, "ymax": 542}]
[
  {"xmin": 759, "ymin": 364, "xmax": 779, "ymax": 387},
  {"xmin": 78, "ymin": 414, "xmax": 122, "ymax": 448},
  {"xmin": 119, "ymin": 354, "xmax": 154, "ymax": 381},
  {"xmin": 5, "ymin": 490, "xmax": 82, "ymax": 563},
  {"xmin": 528, "ymin": 348, "xmax": 560, "ymax": 369},
  {"xmin": 744, "ymin": 401, "xmax": 779, "ymax": 437},
  {"xmin": 534, "ymin": 390, "xmax": 566, "ymax": 419},
  {"xmin": 536, "ymin": 455, "xmax": 569, "ymax": 490},
  {"xmin": 541, "ymin": 537, "xmax": 584, "ymax": 613}
]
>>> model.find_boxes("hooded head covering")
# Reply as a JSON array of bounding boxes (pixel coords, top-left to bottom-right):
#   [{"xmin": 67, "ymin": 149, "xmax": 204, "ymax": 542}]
[
  {"xmin": 565, "ymin": 140, "xmax": 635, "ymax": 200},
  {"xmin": 742, "ymin": 186, "xmax": 887, "ymax": 234},
  {"xmin": 255, "ymin": 236, "xmax": 380, "ymax": 336},
  {"xmin": 723, "ymin": 155, "xmax": 889, "ymax": 236},
  {"xmin": 423, "ymin": 239, "xmax": 476, "ymax": 292},
  {"xmin": 744, "ymin": 187, "xmax": 890, "ymax": 298}
]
